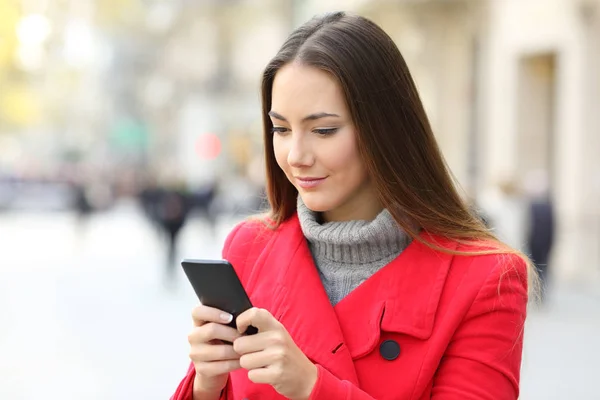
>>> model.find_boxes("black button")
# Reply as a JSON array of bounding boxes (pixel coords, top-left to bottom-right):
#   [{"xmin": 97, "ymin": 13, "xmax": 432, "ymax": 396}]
[{"xmin": 379, "ymin": 339, "xmax": 400, "ymax": 360}]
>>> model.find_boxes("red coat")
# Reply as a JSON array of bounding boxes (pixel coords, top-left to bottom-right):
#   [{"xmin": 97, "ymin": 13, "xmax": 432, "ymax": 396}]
[{"xmin": 172, "ymin": 213, "xmax": 528, "ymax": 400}]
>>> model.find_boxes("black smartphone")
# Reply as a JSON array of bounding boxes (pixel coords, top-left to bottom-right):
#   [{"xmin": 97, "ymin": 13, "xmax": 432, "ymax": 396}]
[{"xmin": 181, "ymin": 259, "xmax": 258, "ymax": 336}]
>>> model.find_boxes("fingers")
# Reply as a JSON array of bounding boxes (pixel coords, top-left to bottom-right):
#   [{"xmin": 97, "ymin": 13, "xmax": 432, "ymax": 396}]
[
  {"xmin": 190, "ymin": 342, "xmax": 240, "ymax": 362},
  {"xmin": 187, "ymin": 305, "xmax": 244, "ymax": 386},
  {"xmin": 239, "ymin": 346, "xmax": 283, "ymax": 370},
  {"xmin": 188, "ymin": 323, "xmax": 242, "ymax": 378},
  {"xmin": 236, "ymin": 308, "xmax": 279, "ymax": 334},
  {"xmin": 192, "ymin": 305, "xmax": 234, "ymax": 327},
  {"xmin": 188, "ymin": 323, "xmax": 242, "ymax": 345},
  {"xmin": 247, "ymin": 367, "xmax": 274, "ymax": 385},
  {"xmin": 233, "ymin": 330, "xmax": 283, "ymax": 355},
  {"xmin": 194, "ymin": 359, "xmax": 242, "ymax": 378}
]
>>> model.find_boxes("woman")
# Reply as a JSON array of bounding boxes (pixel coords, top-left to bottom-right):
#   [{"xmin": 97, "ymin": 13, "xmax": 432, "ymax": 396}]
[{"xmin": 172, "ymin": 12, "xmax": 535, "ymax": 400}]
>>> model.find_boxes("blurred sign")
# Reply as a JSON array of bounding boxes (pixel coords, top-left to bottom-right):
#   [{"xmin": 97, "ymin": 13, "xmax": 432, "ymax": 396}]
[
  {"xmin": 109, "ymin": 117, "xmax": 148, "ymax": 154},
  {"xmin": 195, "ymin": 133, "xmax": 222, "ymax": 160}
]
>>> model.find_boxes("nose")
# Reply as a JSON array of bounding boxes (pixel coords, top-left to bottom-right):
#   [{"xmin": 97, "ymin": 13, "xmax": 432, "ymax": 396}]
[{"xmin": 287, "ymin": 133, "xmax": 314, "ymax": 168}]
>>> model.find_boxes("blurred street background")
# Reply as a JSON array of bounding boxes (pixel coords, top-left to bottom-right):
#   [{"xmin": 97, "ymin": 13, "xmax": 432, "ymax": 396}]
[{"xmin": 0, "ymin": 0, "xmax": 598, "ymax": 399}]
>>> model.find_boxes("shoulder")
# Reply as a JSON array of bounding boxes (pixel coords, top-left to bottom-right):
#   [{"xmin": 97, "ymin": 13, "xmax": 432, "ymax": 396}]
[
  {"xmin": 426, "ymin": 235, "xmax": 528, "ymax": 286},
  {"xmin": 458, "ymin": 241, "xmax": 528, "ymax": 282},
  {"xmin": 221, "ymin": 214, "xmax": 300, "ymax": 284},
  {"xmin": 449, "ymin": 241, "xmax": 530, "ymax": 310},
  {"xmin": 222, "ymin": 213, "xmax": 301, "ymax": 260},
  {"xmin": 222, "ymin": 217, "xmax": 275, "ymax": 258}
]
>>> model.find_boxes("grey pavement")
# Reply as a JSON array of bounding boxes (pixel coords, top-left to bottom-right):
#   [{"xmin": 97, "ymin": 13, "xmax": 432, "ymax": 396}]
[{"xmin": 0, "ymin": 201, "xmax": 598, "ymax": 399}]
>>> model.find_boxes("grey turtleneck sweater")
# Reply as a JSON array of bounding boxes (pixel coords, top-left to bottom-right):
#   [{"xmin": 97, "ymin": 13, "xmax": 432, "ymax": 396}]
[{"xmin": 297, "ymin": 197, "xmax": 412, "ymax": 306}]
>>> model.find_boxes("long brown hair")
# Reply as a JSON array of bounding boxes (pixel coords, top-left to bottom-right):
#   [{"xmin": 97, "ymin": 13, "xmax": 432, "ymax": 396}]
[{"xmin": 260, "ymin": 12, "xmax": 538, "ymax": 298}]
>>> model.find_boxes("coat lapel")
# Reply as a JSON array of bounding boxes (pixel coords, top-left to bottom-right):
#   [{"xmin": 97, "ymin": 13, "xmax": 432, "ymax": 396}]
[
  {"xmin": 334, "ymin": 233, "xmax": 458, "ymax": 359},
  {"xmin": 263, "ymin": 215, "xmax": 359, "ymax": 385}
]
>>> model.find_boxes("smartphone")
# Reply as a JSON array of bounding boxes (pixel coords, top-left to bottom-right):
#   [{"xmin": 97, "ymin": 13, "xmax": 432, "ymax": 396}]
[{"xmin": 181, "ymin": 259, "xmax": 258, "ymax": 336}]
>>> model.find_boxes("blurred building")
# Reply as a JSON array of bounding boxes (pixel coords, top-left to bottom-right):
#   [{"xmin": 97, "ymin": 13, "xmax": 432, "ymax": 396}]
[
  {"xmin": 476, "ymin": 0, "xmax": 600, "ymax": 287},
  {"xmin": 0, "ymin": 0, "xmax": 598, "ymax": 285}
]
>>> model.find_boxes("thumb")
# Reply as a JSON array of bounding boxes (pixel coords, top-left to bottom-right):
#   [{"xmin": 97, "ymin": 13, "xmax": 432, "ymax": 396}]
[{"xmin": 236, "ymin": 308, "xmax": 278, "ymax": 334}]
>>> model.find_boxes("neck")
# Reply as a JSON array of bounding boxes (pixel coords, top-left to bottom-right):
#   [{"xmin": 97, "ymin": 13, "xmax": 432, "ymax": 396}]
[
  {"xmin": 322, "ymin": 200, "xmax": 384, "ymax": 222},
  {"xmin": 297, "ymin": 196, "xmax": 411, "ymax": 264}
]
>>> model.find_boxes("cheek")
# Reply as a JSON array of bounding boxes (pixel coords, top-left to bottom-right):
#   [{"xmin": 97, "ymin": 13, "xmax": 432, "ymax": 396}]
[
  {"xmin": 272, "ymin": 137, "xmax": 289, "ymax": 171},
  {"xmin": 324, "ymin": 135, "xmax": 361, "ymax": 172}
]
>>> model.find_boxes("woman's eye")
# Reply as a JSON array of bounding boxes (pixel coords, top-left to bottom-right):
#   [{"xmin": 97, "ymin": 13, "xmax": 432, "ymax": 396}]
[
  {"xmin": 313, "ymin": 128, "xmax": 338, "ymax": 136},
  {"xmin": 271, "ymin": 126, "xmax": 289, "ymax": 135}
]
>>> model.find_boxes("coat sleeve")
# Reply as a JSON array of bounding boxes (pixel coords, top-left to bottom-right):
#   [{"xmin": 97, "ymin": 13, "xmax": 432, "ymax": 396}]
[
  {"xmin": 170, "ymin": 222, "xmax": 247, "ymax": 400},
  {"xmin": 430, "ymin": 254, "xmax": 529, "ymax": 399},
  {"xmin": 308, "ymin": 254, "xmax": 529, "ymax": 400},
  {"xmin": 308, "ymin": 364, "xmax": 378, "ymax": 400}
]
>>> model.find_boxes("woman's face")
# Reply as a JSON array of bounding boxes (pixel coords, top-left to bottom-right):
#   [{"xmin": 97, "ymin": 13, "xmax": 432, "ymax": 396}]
[{"xmin": 271, "ymin": 62, "xmax": 382, "ymax": 222}]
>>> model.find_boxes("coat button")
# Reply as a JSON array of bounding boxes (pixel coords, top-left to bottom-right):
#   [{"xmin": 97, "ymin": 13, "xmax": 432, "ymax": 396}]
[{"xmin": 379, "ymin": 339, "xmax": 401, "ymax": 361}]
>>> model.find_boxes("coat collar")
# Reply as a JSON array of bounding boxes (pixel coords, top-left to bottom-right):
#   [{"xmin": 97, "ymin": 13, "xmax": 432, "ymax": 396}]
[
  {"xmin": 334, "ymin": 230, "xmax": 456, "ymax": 358},
  {"xmin": 261, "ymin": 213, "xmax": 456, "ymax": 376}
]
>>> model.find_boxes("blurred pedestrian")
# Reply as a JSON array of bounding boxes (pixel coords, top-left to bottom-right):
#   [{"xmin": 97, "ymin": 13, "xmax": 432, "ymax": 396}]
[
  {"xmin": 73, "ymin": 181, "xmax": 92, "ymax": 221},
  {"xmin": 68, "ymin": 169, "xmax": 93, "ymax": 239},
  {"xmin": 155, "ymin": 181, "xmax": 191, "ymax": 281},
  {"xmin": 139, "ymin": 175, "xmax": 163, "ymax": 233},
  {"xmin": 189, "ymin": 180, "xmax": 218, "ymax": 230},
  {"xmin": 524, "ymin": 170, "xmax": 555, "ymax": 302},
  {"xmin": 172, "ymin": 12, "xmax": 536, "ymax": 400}
]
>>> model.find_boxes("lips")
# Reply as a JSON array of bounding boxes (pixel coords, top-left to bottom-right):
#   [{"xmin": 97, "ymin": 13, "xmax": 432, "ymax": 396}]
[{"xmin": 295, "ymin": 176, "xmax": 327, "ymax": 189}]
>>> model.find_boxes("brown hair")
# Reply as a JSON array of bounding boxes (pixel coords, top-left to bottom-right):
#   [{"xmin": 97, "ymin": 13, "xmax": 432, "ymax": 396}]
[{"xmin": 259, "ymin": 12, "xmax": 538, "ymax": 298}]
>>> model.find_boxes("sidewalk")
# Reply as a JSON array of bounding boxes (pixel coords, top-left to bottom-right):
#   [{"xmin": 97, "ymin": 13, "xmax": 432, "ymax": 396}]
[{"xmin": 0, "ymin": 202, "xmax": 598, "ymax": 399}]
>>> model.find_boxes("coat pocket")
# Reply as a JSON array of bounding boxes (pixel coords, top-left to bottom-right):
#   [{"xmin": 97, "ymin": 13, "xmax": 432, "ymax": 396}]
[{"xmin": 351, "ymin": 303, "xmax": 430, "ymax": 400}]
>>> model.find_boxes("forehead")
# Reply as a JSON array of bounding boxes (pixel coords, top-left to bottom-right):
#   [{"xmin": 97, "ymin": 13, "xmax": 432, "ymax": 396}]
[{"xmin": 271, "ymin": 63, "xmax": 347, "ymax": 116}]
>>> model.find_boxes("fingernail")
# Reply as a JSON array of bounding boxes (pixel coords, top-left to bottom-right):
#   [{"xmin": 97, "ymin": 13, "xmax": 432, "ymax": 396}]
[{"xmin": 220, "ymin": 313, "xmax": 233, "ymax": 323}]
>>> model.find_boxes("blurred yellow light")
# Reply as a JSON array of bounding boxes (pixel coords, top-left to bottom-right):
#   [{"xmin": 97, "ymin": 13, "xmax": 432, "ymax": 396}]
[
  {"xmin": 0, "ymin": 2, "xmax": 20, "ymax": 68},
  {"xmin": 0, "ymin": 2, "xmax": 20, "ymax": 33},
  {"xmin": 0, "ymin": 86, "xmax": 40, "ymax": 126}
]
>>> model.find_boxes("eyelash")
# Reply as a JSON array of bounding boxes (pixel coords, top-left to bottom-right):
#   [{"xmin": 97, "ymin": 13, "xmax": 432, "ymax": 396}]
[
  {"xmin": 271, "ymin": 127, "xmax": 338, "ymax": 136},
  {"xmin": 271, "ymin": 127, "xmax": 289, "ymax": 135},
  {"xmin": 314, "ymin": 128, "xmax": 338, "ymax": 136}
]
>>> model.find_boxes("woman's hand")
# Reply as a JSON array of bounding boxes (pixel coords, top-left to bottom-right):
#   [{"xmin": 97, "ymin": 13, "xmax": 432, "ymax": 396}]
[
  {"xmin": 188, "ymin": 305, "xmax": 243, "ymax": 396},
  {"xmin": 234, "ymin": 308, "xmax": 318, "ymax": 400}
]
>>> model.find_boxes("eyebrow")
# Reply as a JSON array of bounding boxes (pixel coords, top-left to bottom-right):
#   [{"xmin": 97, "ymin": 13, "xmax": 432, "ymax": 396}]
[{"xmin": 268, "ymin": 111, "xmax": 340, "ymax": 122}]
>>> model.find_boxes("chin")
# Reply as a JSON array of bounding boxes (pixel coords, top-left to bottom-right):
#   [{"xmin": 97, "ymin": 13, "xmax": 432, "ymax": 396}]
[{"xmin": 299, "ymin": 192, "xmax": 338, "ymax": 213}]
